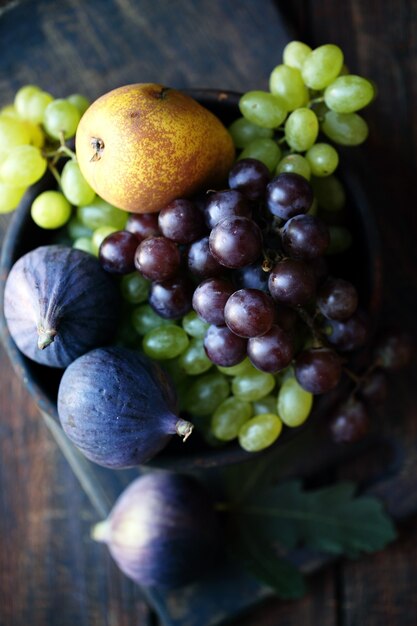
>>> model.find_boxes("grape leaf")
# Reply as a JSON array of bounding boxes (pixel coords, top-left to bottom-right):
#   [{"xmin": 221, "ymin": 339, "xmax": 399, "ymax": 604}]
[
  {"xmin": 238, "ymin": 480, "xmax": 397, "ymax": 558},
  {"xmin": 234, "ymin": 520, "xmax": 306, "ymax": 600}
]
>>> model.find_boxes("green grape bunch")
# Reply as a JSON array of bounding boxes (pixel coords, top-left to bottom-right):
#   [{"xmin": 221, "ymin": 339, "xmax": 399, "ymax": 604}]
[
  {"xmin": 229, "ymin": 41, "xmax": 375, "ymax": 178},
  {"xmin": 0, "ymin": 84, "xmax": 91, "ymax": 217}
]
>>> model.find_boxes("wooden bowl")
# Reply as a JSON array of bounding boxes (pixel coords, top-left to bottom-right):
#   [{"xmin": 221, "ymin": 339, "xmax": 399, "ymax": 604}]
[{"xmin": 0, "ymin": 89, "xmax": 383, "ymax": 473}]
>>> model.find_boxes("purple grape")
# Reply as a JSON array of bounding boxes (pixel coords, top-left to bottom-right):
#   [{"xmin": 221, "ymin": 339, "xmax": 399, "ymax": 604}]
[
  {"xmin": 317, "ymin": 277, "xmax": 358, "ymax": 321},
  {"xmin": 99, "ymin": 230, "xmax": 139, "ymax": 274},
  {"xmin": 204, "ymin": 190, "xmax": 252, "ymax": 229},
  {"xmin": 274, "ymin": 304, "xmax": 298, "ymax": 332},
  {"xmin": 228, "ymin": 158, "xmax": 270, "ymax": 202},
  {"xmin": 187, "ymin": 236, "xmax": 224, "ymax": 278},
  {"xmin": 329, "ymin": 399, "xmax": 370, "ymax": 444},
  {"xmin": 209, "ymin": 216, "xmax": 262, "ymax": 269},
  {"xmin": 192, "ymin": 278, "xmax": 235, "ymax": 325},
  {"xmin": 126, "ymin": 213, "xmax": 160, "ymax": 241},
  {"xmin": 224, "ymin": 288, "xmax": 275, "ymax": 338},
  {"xmin": 233, "ymin": 262, "xmax": 269, "ymax": 292},
  {"xmin": 203, "ymin": 325, "xmax": 247, "ymax": 367},
  {"xmin": 281, "ymin": 214, "xmax": 330, "ymax": 260},
  {"xmin": 295, "ymin": 347, "xmax": 342, "ymax": 394},
  {"xmin": 268, "ymin": 258, "xmax": 316, "ymax": 306},
  {"xmin": 134, "ymin": 236, "xmax": 180, "ymax": 282},
  {"xmin": 324, "ymin": 310, "xmax": 369, "ymax": 352},
  {"xmin": 158, "ymin": 198, "xmax": 206, "ymax": 244},
  {"xmin": 247, "ymin": 325, "xmax": 294, "ymax": 373},
  {"xmin": 373, "ymin": 329, "xmax": 414, "ymax": 371},
  {"xmin": 266, "ymin": 172, "xmax": 313, "ymax": 220},
  {"xmin": 310, "ymin": 256, "xmax": 329, "ymax": 285},
  {"xmin": 149, "ymin": 277, "xmax": 193, "ymax": 319}
]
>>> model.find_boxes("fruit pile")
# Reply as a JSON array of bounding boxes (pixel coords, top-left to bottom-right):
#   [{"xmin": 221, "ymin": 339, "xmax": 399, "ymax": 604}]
[
  {"xmin": 2, "ymin": 40, "xmax": 399, "ymax": 464},
  {"xmin": 1, "ymin": 39, "xmax": 413, "ymax": 596}
]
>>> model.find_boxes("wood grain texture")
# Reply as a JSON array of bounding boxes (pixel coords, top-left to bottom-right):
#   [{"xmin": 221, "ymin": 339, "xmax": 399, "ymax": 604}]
[{"xmin": 1, "ymin": 0, "xmax": 417, "ymax": 625}]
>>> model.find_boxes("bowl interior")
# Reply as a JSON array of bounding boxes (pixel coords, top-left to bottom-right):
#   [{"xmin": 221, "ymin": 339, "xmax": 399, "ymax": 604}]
[{"xmin": 0, "ymin": 89, "xmax": 382, "ymax": 470}]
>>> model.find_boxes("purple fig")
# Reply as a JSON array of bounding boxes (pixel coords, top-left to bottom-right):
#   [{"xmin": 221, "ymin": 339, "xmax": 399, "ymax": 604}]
[
  {"xmin": 57, "ymin": 346, "xmax": 193, "ymax": 468},
  {"xmin": 3, "ymin": 245, "xmax": 121, "ymax": 368},
  {"xmin": 92, "ymin": 472, "xmax": 219, "ymax": 588}
]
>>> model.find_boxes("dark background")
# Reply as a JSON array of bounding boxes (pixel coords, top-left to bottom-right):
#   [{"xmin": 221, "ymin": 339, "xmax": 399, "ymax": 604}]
[{"xmin": 0, "ymin": 0, "xmax": 416, "ymax": 624}]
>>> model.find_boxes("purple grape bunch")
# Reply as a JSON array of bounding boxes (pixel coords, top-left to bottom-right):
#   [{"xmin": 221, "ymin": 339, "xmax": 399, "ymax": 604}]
[{"xmin": 96, "ymin": 157, "xmax": 412, "ymax": 448}]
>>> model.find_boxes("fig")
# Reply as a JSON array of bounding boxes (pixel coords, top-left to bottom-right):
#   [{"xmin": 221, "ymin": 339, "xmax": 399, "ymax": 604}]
[
  {"xmin": 57, "ymin": 346, "xmax": 193, "ymax": 468},
  {"xmin": 4, "ymin": 245, "xmax": 121, "ymax": 368},
  {"xmin": 91, "ymin": 472, "xmax": 220, "ymax": 588},
  {"xmin": 75, "ymin": 83, "xmax": 235, "ymax": 213}
]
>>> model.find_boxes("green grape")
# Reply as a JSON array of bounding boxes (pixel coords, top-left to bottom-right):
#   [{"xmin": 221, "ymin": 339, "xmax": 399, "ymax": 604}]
[
  {"xmin": 67, "ymin": 216, "xmax": 93, "ymax": 240},
  {"xmin": 324, "ymin": 75, "xmax": 375, "ymax": 114},
  {"xmin": 178, "ymin": 337, "xmax": 213, "ymax": 376},
  {"xmin": 238, "ymin": 413, "xmax": 283, "ymax": 452},
  {"xmin": 182, "ymin": 310, "xmax": 210, "ymax": 338},
  {"xmin": 77, "ymin": 196, "xmax": 127, "ymax": 230},
  {"xmin": 184, "ymin": 372, "xmax": 230, "ymax": 416},
  {"xmin": 161, "ymin": 356, "xmax": 189, "ymax": 388},
  {"xmin": 277, "ymin": 376, "xmax": 313, "ymax": 427},
  {"xmin": 269, "ymin": 64, "xmax": 309, "ymax": 111},
  {"xmin": 211, "ymin": 397, "xmax": 253, "ymax": 441},
  {"xmin": 228, "ymin": 116, "xmax": 274, "ymax": 148},
  {"xmin": 232, "ymin": 370, "xmax": 276, "ymax": 402},
  {"xmin": 276, "ymin": 153, "xmax": 311, "ymax": 180},
  {"xmin": 302, "ymin": 44, "xmax": 344, "ymax": 90},
  {"xmin": 326, "ymin": 226, "xmax": 352, "ymax": 254},
  {"xmin": 121, "ymin": 272, "xmax": 150, "ymax": 303},
  {"xmin": 284, "ymin": 107, "xmax": 319, "ymax": 151},
  {"xmin": 321, "ymin": 110, "xmax": 368, "ymax": 146},
  {"xmin": 61, "ymin": 160, "xmax": 96, "ymax": 206},
  {"xmin": 142, "ymin": 325, "xmax": 189, "ymax": 360},
  {"xmin": 24, "ymin": 90, "xmax": 54, "ymax": 124},
  {"xmin": 252, "ymin": 394, "xmax": 277, "ymax": 415},
  {"xmin": 43, "ymin": 98, "xmax": 81, "ymax": 140},
  {"xmin": 0, "ymin": 182, "xmax": 26, "ymax": 214},
  {"xmin": 239, "ymin": 91, "xmax": 287, "ymax": 129},
  {"xmin": 238, "ymin": 138, "xmax": 281, "ymax": 173},
  {"xmin": 306, "ymin": 143, "xmax": 339, "ymax": 177},
  {"xmin": 0, "ymin": 115, "xmax": 31, "ymax": 149},
  {"xmin": 14, "ymin": 85, "xmax": 42, "ymax": 118},
  {"xmin": 311, "ymin": 174, "xmax": 346, "ymax": 211},
  {"xmin": 217, "ymin": 356, "xmax": 255, "ymax": 377},
  {"xmin": 67, "ymin": 93, "xmax": 90, "ymax": 116},
  {"xmin": 1, "ymin": 104, "xmax": 19, "ymax": 119},
  {"xmin": 1, "ymin": 145, "xmax": 47, "ymax": 187},
  {"xmin": 131, "ymin": 303, "xmax": 172, "ymax": 335},
  {"xmin": 283, "ymin": 40, "xmax": 312, "ymax": 70},
  {"xmin": 24, "ymin": 121, "xmax": 45, "ymax": 148},
  {"xmin": 31, "ymin": 190, "xmax": 72, "ymax": 229},
  {"xmin": 91, "ymin": 225, "xmax": 119, "ymax": 255},
  {"xmin": 73, "ymin": 236, "xmax": 94, "ymax": 254}
]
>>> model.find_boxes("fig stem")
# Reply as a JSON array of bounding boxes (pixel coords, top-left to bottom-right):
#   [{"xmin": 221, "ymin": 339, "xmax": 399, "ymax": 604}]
[
  {"xmin": 37, "ymin": 327, "xmax": 57, "ymax": 350},
  {"xmin": 175, "ymin": 418, "xmax": 194, "ymax": 442},
  {"xmin": 91, "ymin": 520, "xmax": 111, "ymax": 543}
]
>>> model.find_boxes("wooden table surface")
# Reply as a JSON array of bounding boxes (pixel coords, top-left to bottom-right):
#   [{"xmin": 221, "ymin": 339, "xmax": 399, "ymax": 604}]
[{"xmin": 1, "ymin": 1, "xmax": 417, "ymax": 625}]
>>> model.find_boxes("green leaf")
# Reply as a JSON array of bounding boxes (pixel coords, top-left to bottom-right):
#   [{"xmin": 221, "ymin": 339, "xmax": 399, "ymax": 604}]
[
  {"xmin": 234, "ymin": 520, "xmax": 306, "ymax": 600},
  {"xmin": 238, "ymin": 480, "xmax": 397, "ymax": 558}
]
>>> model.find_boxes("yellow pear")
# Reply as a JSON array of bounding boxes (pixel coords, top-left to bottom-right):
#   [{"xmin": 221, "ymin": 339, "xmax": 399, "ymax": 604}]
[{"xmin": 75, "ymin": 84, "xmax": 235, "ymax": 213}]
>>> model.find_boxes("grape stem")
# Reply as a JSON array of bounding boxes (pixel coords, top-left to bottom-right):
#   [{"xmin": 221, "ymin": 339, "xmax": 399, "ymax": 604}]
[
  {"xmin": 308, "ymin": 96, "xmax": 325, "ymax": 108},
  {"xmin": 296, "ymin": 306, "xmax": 328, "ymax": 348},
  {"xmin": 347, "ymin": 362, "xmax": 378, "ymax": 399},
  {"xmin": 47, "ymin": 162, "xmax": 62, "ymax": 187}
]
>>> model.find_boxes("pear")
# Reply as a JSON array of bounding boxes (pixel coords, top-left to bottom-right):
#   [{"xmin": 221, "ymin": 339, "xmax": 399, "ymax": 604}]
[{"xmin": 75, "ymin": 84, "xmax": 235, "ymax": 213}]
